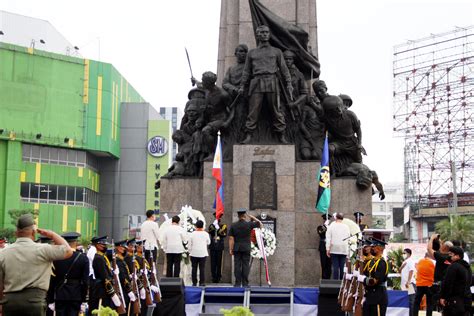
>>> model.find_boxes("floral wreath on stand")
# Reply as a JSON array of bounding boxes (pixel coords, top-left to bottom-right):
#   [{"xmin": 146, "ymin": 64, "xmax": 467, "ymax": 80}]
[
  {"xmin": 179, "ymin": 205, "xmax": 206, "ymax": 265},
  {"xmin": 250, "ymin": 228, "xmax": 277, "ymax": 259}
]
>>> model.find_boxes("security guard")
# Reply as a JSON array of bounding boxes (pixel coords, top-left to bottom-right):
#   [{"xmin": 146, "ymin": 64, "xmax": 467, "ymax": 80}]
[
  {"xmin": 354, "ymin": 211, "xmax": 368, "ymax": 232},
  {"xmin": 89, "ymin": 236, "xmax": 119, "ymax": 312},
  {"xmin": 208, "ymin": 212, "xmax": 227, "ymax": 283},
  {"xmin": 361, "ymin": 238, "xmax": 388, "ymax": 316},
  {"xmin": 51, "ymin": 232, "xmax": 89, "ymax": 316},
  {"xmin": 317, "ymin": 213, "xmax": 331, "ymax": 279}
]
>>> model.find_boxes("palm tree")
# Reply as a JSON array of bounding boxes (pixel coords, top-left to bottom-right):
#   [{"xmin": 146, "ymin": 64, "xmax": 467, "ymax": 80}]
[{"xmin": 435, "ymin": 215, "xmax": 474, "ymax": 244}]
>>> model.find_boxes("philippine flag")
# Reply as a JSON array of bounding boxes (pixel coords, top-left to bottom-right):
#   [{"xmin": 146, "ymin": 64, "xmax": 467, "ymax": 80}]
[{"xmin": 212, "ymin": 131, "xmax": 224, "ymax": 220}]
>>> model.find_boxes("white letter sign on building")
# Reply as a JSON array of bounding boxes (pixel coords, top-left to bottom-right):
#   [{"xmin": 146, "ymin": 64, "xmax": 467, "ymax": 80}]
[{"xmin": 147, "ymin": 136, "xmax": 168, "ymax": 157}]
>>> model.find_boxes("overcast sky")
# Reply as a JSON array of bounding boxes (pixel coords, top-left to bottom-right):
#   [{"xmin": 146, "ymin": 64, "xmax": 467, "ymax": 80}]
[{"xmin": 2, "ymin": 0, "xmax": 473, "ymax": 185}]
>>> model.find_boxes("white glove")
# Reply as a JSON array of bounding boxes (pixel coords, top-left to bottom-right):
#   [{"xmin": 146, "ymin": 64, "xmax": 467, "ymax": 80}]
[
  {"xmin": 111, "ymin": 294, "xmax": 122, "ymax": 307},
  {"xmin": 114, "ymin": 267, "xmax": 120, "ymax": 275},
  {"xmin": 357, "ymin": 275, "xmax": 366, "ymax": 283},
  {"xmin": 150, "ymin": 285, "xmax": 159, "ymax": 293},
  {"xmin": 343, "ymin": 267, "xmax": 348, "ymax": 273},
  {"xmin": 80, "ymin": 303, "xmax": 88, "ymax": 313},
  {"xmin": 140, "ymin": 288, "xmax": 146, "ymax": 300},
  {"xmin": 353, "ymin": 270, "xmax": 360, "ymax": 277},
  {"xmin": 48, "ymin": 303, "xmax": 55, "ymax": 311},
  {"xmin": 128, "ymin": 291, "xmax": 136, "ymax": 302},
  {"xmin": 345, "ymin": 273, "xmax": 353, "ymax": 280},
  {"xmin": 152, "ymin": 268, "xmax": 157, "ymax": 275}
]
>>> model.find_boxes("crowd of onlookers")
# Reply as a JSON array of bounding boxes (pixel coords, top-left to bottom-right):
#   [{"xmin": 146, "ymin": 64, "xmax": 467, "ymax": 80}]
[{"xmin": 400, "ymin": 234, "xmax": 472, "ymax": 316}]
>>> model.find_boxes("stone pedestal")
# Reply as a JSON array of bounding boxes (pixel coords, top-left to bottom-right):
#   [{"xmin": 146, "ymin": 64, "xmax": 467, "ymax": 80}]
[{"xmin": 159, "ymin": 145, "xmax": 372, "ymax": 287}]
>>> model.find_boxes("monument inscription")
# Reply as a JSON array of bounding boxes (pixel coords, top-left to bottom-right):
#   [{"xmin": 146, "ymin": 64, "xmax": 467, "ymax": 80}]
[{"xmin": 250, "ymin": 162, "xmax": 277, "ymax": 210}]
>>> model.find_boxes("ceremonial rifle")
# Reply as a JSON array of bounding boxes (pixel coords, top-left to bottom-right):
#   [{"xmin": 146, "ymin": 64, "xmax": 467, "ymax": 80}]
[
  {"xmin": 337, "ymin": 259, "xmax": 351, "ymax": 305},
  {"xmin": 147, "ymin": 250, "xmax": 162, "ymax": 303},
  {"xmin": 141, "ymin": 256, "xmax": 154, "ymax": 306},
  {"xmin": 110, "ymin": 241, "xmax": 126, "ymax": 314},
  {"xmin": 131, "ymin": 249, "xmax": 141, "ymax": 314},
  {"xmin": 354, "ymin": 241, "xmax": 366, "ymax": 316}
]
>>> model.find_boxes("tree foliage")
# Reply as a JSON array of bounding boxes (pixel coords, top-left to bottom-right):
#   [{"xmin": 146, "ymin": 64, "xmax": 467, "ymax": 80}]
[
  {"xmin": 8, "ymin": 209, "xmax": 39, "ymax": 226},
  {"xmin": 435, "ymin": 215, "xmax": 474, "ymax": 244}
]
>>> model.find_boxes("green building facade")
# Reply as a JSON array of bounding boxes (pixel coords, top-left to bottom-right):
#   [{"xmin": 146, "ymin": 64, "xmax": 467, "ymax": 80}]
[{"xmin": 0, "ymin": 42, "xmax": 167, "ymax": 238}]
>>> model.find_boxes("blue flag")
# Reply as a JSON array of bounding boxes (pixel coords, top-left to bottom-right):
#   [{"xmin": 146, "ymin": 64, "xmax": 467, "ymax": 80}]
[{"xmin": 316, "ymin": 135, "xmax": 330, "ymax": 213}]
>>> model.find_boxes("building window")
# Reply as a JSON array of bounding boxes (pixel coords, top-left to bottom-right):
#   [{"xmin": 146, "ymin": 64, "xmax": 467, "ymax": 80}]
[
  {"xmin": 22, "ymin": 144, "xmax": 98, "ymax": 171},
  {"xmin": 160, "ymin": 108, "xmax": 165, "ymax": 115},
  {"xmin": 172, "ymin": 107, "xmax": 177, "ymax": 114},
  {"xmin": 21, "ymin": 182, "xmax": 98, "ymax": 209}
]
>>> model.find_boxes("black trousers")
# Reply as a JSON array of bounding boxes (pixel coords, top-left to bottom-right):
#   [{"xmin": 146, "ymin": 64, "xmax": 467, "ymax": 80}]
[
  {"xmin": 166, "ymin": 253, "xmax": 182, "ymax": 277},
  {"xmin": 210, "ymin": 249, "xmax": 223, "ymax": 282},
  {"xmin": 191, "ymin": 256, "xmax": 206, "ymax": 286},
  {"xmin": 233, "ymin": 251, "xmax": 250, "ymax": 287},
  {"xmin": 55, "ymin": 301, "xmax": 81, "ymax": 316},
  {"xmin": 319, "ymin": 242, "xmax": 331, "ymax": 279},
  {"xmin": 413, "ymin": 286, "xmax": 433, "ymax": 316},
  {"xmin": 145, "ymin": 248, "xmax": 158, "ymax": 264},
  {"xmin": 363, "ymin": 303, "xmax": 387, "ymax": 316}
]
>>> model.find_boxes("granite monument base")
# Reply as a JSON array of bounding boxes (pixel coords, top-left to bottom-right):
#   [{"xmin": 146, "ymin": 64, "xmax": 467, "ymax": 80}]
[{"xmin": 159, "ymin": 145, "xmax": 372, "ymax": 287}]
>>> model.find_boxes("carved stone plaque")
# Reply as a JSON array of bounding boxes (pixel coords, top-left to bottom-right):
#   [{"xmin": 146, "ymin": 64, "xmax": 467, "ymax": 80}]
[{"xmin": 250, "ymin": 162, "xmax": 277, "ymax": 210}]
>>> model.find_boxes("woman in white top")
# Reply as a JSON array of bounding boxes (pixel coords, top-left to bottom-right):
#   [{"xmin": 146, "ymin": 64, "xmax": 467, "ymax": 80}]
[
  {"xmin": 325, "ymin": 212, "xmax": 351, "ymax": 280},
  {"xmin": 189, "ymin": 220, "xmax": 211, "ymax": 286}
]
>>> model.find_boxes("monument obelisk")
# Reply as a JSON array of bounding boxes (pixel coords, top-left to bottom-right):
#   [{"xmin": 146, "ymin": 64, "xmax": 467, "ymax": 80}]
[{"xmin": 160, "ymin": 0, "xmax": 373, "ymax": 287}]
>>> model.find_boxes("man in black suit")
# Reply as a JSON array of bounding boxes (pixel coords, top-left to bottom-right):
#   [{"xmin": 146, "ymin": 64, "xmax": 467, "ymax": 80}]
[
  {"xmin": 228, "ymin": 209, "xmax": 262, "ymax": 287},
  {"xmin": 51, "ymin": 232, "xmax": 89, "ymax": 316}
]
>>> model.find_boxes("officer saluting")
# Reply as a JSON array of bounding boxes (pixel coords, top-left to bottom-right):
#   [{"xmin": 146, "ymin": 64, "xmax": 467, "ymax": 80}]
[
  {"xmin": 317, "ymin": 213, "xmax": 331, "ymax": 279},
  {"xmin": 361, "ymin": 238, "xmax": 388, "ymax": 316},
  {"xmin": 50, "ymin": 232, "xmax": 89, "ymax": 316}
]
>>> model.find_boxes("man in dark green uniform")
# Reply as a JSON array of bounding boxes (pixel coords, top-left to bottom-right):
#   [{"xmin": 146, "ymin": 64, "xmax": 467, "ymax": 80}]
[
  {"xmin": 51, "ymin": 232, "xmax": 89, "ymax": 316},
  {"xmin": 0, "ymin": 214, "xmax": 72, "ymax": 316},
  {"xmin": 228, "ymin": 209, "xmax": 262, "ymax": 287},
  {"xmin": 361, "ymin": 238, "xmax": 388, "ymax": 316}
]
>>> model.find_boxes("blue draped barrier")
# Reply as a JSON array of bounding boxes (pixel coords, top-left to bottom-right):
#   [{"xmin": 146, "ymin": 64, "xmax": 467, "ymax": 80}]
[{"xmin": 184, "ymin": 286, "xmax": 409, "ymax": 316}]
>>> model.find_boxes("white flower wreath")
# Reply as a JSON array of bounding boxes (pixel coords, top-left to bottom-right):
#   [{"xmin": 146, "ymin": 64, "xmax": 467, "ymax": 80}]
[{"xmin": 250, "ymin": 228, "xmax": 277, "ymax": 259}]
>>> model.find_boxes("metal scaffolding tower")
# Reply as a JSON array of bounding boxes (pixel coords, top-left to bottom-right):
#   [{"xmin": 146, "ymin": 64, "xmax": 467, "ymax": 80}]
[{"xmin": 393, "ymin": 26, "xmax": 474, "ymax": 211}]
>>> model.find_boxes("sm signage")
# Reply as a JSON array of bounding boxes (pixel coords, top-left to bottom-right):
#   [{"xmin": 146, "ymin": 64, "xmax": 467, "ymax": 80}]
[{"xmin": 147, "ymin": 136, "xmax": 168, "ymax": 157}]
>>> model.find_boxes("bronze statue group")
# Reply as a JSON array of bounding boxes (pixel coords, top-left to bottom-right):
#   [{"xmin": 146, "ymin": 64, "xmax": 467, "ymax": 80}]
[{"xmin": 165, "ymin": 25, "xmax": 386, "ymax": 202}]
